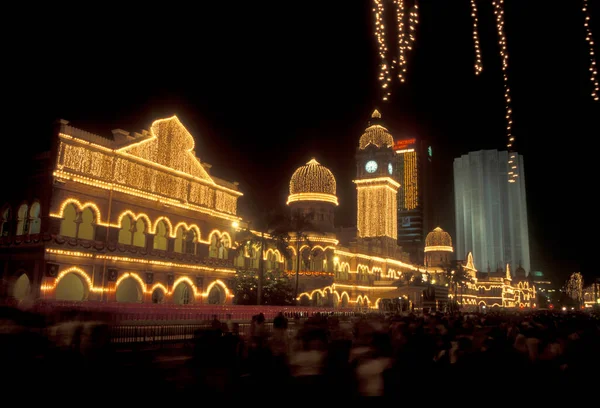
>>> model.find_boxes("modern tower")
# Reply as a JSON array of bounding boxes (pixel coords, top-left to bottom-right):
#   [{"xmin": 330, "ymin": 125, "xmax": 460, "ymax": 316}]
[
  {"xmin": 453, "ymin": 149, "xmax": 531, "ymax": 275},
  {"xmin": 394, "ymin": 137, "xmax": 434, "ymax": 263},
  {"xmin": 354, "ymin": 109, "xmax": 401, "ymax": 256}
]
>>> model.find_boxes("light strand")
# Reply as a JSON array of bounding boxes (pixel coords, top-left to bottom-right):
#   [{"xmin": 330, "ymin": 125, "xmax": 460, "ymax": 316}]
[
  {"xmin": 405, "ymin": 0, "xmax": 419, "ymax": 53},
  {"xmin": 582, "ymin": 0, "xmax": 599, "ymax": 101},
  {"xmin": 492, "ymin": 0, "xmax": 517, "ymax": 182},
  {"xmin": 471, "ymin": 0, "xmax": 483, "ymax": 75},
  {"xmin": 393, "ymin": 0, "xmax": 407, "ymax": 83},
  {"xmin": 373, "ymin": 0, "xmax": 392, "ymax": 101}
]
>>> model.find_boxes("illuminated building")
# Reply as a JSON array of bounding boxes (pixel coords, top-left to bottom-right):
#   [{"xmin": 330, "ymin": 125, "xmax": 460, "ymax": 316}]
[
  {"xmin": 424, "ymin": 227, "xmax": 452, "ymax": 267},
  {"xmin": 0, "ymin": 112, "xmax": 535, "ymax": 312},
  {"xmin": 1, "ymin": 116, "xmax": 243, "ymax": 306},
  {"xmin": 454, "ymin": 149, "xmax": 531, "ymax": 276},
  {"xmin": 394, "ymin": 135, "xmax": 434, "ymax": 263},
  {"xmin": 355, "ymin": 109, "xmax": 401, "ymax": 253},
  {"xmin": 583, "ymin": 280, "xmax": 600, "ymax": 308}
]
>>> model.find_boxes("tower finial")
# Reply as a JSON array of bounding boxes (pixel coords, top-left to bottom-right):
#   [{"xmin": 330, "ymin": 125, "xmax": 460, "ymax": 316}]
[{"xmin": 371, "ymin": 108, "xmax": 382, "ymax": 119}]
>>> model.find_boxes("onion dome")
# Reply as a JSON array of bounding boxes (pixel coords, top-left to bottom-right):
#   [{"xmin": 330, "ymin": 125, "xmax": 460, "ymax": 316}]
[
  {"xmin": 358, "ymin": 109, "xmax": 394, "ymax": 150},
  {"xmin": 424, "ymin": 227, "xmax": 453, "ymax": 253},
  {"xmin": 287, "ymin": 159, "xmax": 338, "ymax": 205}
]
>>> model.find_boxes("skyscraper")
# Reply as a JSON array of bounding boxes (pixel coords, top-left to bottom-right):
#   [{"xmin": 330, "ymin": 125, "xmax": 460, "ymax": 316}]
[
  {"xmin": 453, "ymin": 149, "xmax": 530, "ymax": 275},
  {"xmin": 394, "ymin": 137, "xmax": 434, "ymax": 264}
]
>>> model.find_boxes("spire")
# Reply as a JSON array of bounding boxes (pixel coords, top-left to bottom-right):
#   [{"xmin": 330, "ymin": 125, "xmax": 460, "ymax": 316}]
[{"xmin": 368, "ymin": 108, "xmax": 384, "ymax": 126}]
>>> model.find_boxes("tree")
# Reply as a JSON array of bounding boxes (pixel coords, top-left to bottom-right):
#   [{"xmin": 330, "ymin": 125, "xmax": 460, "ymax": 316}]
[
  {"xmin": 445, "ymin": 264, "xmax": 473, "ymax": 311},
  {"xmin": 271, "ymin": 210, "xmax": 322, "ymax": 302},
  {"xmin": 233, "ymin": 208, "xmax": 287, "ymax": 305},
  {"xmin": 395, "ymin": 270, "xmax": 423, "ymax": 287},
  {"xmin": 232, "ymin": 268, "xmax": 294, "ymax": 306},
  {"xmin": 565, "ymin": 272, "xmax": 584, "ymax": 308}
]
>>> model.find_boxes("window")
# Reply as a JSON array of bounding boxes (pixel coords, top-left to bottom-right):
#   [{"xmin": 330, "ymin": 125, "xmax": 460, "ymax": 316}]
[
  {"xmin": 78, "ymin": 207, "xmax": 95, "ymax": 240},
  {"xmin": 16, "ymin": 204, "xmax": 29, "ymax": 235},
  {"xmin": 218, "ymin": 235, "xmax": 230, "ymax": 259},
  {"xmin": 209, "ymin": 235, "xmax": 219, "ymax": 258},
  {"xmin": 0, "ymin": 207, "xmax": 11, "ymax": 237},
  {"xmin": 29, "ymin": 202, "xmax": 41, "ymax": 234},
  {"xmin": 153, "ymin": 220, "xmax": 168, "ymax": 250},
  {"xmin": 184, "ymin": 229, "xmax": 197, "ymax": 255},
  {"xmin": 133, "ymin": 218, "xmax": 146, "ymax": 248},
  {"xmin": 118, "ymin": 216, "xmax": 133, "ymax": 245},
  {"xmin": 174, "ymin": 226, "xmax": 184, "ymax": 253},
  {"xmin": 60, "ymin": 204, "xmax": 77, "ymax": 238}
]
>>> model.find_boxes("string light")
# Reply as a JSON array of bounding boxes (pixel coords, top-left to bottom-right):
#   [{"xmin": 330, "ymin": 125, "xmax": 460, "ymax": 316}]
[
  {"xmin": 582, "ymin": 0, "xmax": 599, "ymax": 101},
  {"xmin": 470, "ymin": 0, "xmax": 483, "ymax": 74},
  {"xmin": 406, "ymin": 0, "xmax": 419, "ymax": 52},
  {"xmin": 288, "ymin": 159, "xmax": 338, "ymax": 205},
  {"xmin": 373, "ymin": 0, "xmax": 391, "ymax": 101},
  {"xmin": 354, "ymin": 178, "xmax": 399, "ymax": 239},
  {"xmin": 393, "ymin": 0, "xmax": 407, "ymax": 82},
  {"xmin": 492, "ymin": 0, "xmax": 517, "ymax": 183},
  {"xmin": 57, "ymin": 116, "xmax": 242, "ymax": 217},
  {"xmin": 396, "ymin": 147, "xmax": 418, "ymax": 209}
]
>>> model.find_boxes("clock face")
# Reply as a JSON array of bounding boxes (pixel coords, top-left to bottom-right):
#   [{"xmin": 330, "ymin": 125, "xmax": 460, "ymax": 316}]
[
  {"xmin": 388, "ymin": 163, "xmax": 393, "ymax": 175},
  {"xmin": 365, "ymin": 160, "xmax": 378, "ymax": 173}
]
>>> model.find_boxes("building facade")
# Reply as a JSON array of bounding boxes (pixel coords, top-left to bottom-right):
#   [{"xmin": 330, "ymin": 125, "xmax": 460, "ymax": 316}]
[
  {"xmin": 454, "ymin": 149, "xmax": 531, "ymax": 276},
  {"xmin": 1, "ymin": 112, "xmax": 536, "ymax": 311},
  {"xmin": 394, "ymin": 135, "xmax": 434, "ymax": 264}
]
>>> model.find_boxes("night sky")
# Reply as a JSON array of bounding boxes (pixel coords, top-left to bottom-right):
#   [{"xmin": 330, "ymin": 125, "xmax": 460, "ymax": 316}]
[{"xmin": 4, "ymin": 1, "xmax": 598, "ymax": 285}]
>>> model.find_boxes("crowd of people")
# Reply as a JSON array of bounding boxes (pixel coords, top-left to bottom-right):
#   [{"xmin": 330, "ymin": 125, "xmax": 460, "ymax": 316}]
[
  {"xmin": 2, "ymin": 304, "xmax": 599, "ymax": 400},
  {"xmin": 192, "ymin": 309, "xmax": 600, "ymax": 398}
]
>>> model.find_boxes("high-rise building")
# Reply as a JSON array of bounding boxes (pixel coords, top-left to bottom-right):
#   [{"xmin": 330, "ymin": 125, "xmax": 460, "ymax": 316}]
[
  {"xmin": 394, "ymin": 137, "xmax": 434, "ymax": 264},
  {"xmin": 453, "ymin": 149, "xmax": 531, "ymax": 276}
]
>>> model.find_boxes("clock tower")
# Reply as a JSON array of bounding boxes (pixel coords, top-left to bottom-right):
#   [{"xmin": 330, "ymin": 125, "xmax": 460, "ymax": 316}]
[{"xmin": 354, "ymin": 109, "xmax": 400, "ymax": 248}]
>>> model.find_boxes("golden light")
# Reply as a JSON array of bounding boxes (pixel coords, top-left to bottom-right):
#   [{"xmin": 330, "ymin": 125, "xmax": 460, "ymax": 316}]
[
  {"xmin": 56, "ymin": 116, "xmax": 242, "ymax": 220},
  {"xmin": 470, "ymin": 0, "xmax": 483, "ymax": 74},
  {"xmin": 288, "ymin": 159, "xmax": 338, "ymax": 205},
  {"xmin": 582, "ymin": 0, "xmax": 599, "ymax": 101},
  {"xmin": 492, "ymin": 0, "xmax": 518, "ymax": 183},
  {"xmin": 373, "ymin": 0, "xmax": 391, "ymax": 101}
]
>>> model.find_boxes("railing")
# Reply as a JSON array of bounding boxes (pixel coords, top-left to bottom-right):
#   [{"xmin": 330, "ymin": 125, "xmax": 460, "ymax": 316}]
[
  {"xmin": 32, "ymin": 300, "xmax": 362, "ymax": 324},
  {"xmin": 108, "ymin": 322, "xmax": 278, "ymax": 346}
]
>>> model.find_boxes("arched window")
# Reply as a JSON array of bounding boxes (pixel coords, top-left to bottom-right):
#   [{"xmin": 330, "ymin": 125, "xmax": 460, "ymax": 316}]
[
  {"xmin": 209, "ymin": 234, "xmax": 219, "ymax": 258},
  {"xmin": 78, "ymin": 207, "xmax": 95, "ymax": 240},
  {"xmin": 28, "ymin": 202, "xmax": 41, "ymax": 234},
  {"xmin": 173, "ymin": 282, "xmax": 192, "ymax": 305},
  {"xmin": 0, "ymin": 207, "xmax": 12, "ymax": 237},
  {"xmin": 152, "ymin": 288, "xmax": 164, "ymax": 303},
  {"xmin": 153, "ymin": 220, "xmax": 168, "ymax": 250},
  {"xmin": 60, "ymin": 204, "xmax": 78, "ymax": 238},
  {"xmin": 208, "ymin": 284, "xmax": 224, "ymax": 304},
  {"xmin": 118, "ymin": 216, "xmax": 133, "ymax": 245},
  {"xmin": 184, "ymin": 229, "xmax": 197, "ymax": 255},
  {"xmin": 174, "ymin": 226, "xmax": 184, "ymax": 253},
  {"xmin": 234, "ymin": 250, "xmax": 246, "ymax": 268},
  {"xmin": 16, "ymin": 204, "xmax": 29, "ymax": 235},
  {"xmin": 217, "ymin": 242, "xmax": 228, "ymax": 259},
  {"xmin": 133, "ymin": 218, "xmax": 146, "ymax": 248},
  {"xmin": 250, "ymin": 246, "xmax": 260, "ymax": 269},
  {"xmin": 221, "ymin": 235, "xmax": 231, "ymax": 258}
]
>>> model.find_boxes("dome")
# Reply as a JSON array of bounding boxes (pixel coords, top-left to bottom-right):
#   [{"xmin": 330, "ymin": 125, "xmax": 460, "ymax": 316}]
[
  {"xmin": 424, "ymin": 227, "xmax": 453, "ymax": 253},
  {"xmin": 358, "ymin": 109, "xmax": 394, "ymax": 150},
  {"xmin": 287, "ymin": 159, "xmax": 338, "ymax": 206}
]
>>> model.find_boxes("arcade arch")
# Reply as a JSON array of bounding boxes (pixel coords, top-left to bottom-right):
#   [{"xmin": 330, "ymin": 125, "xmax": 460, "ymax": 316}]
[
  {"xmin": 13, "ymin": 273, "xmax": 31, "ymax": 301},
  {"xmin": 55, "ymin": 271, "xmax": 88, "ymax": 301}
]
